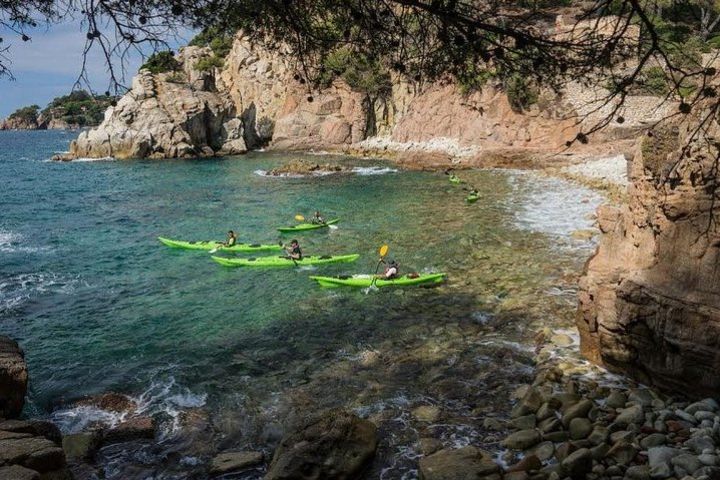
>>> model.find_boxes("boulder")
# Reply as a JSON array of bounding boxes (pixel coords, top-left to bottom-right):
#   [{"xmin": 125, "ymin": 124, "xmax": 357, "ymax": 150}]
[
  {"xmin": 101, "ymin": 416, "xmax": 155, "ymax": 445},
  {"xmin": 648, "ymin": 446, "xmax": 681, "ymax": 478},
  {"xmin": 0, "ymin": 435, "xmax": 66, "ymax": 472},
  {"xmin": 418, "ymin": 446, "xmax": 501, "ymax": 480},
  {"xmin": 569, "ymin": 417, "xmax": 592, "ymax": 440},
  {"xmin": 615, "ymin": 405, "xmax": 645, "ymax": 426},
  {"xmin": 0, "ymin": 336, "xmax": 28, "ymax": 419},
  {"xmin": 265, "ymin": 409, "xmax": 377, "ymax": 480},
  {"xmin": 412, "ymin": 405, "xmax": 441, "ymax": 423},
  {"xmin": 606, "ymin": 440, "xmax": 638, "ymax": 465},
  {"xmin": 0, "ymin": 465, "xmax": 40, "ymax": 480},
  {"xmin": 209, "ymin": 451, "xmax": 263, "ymax": 475},
  {"xmin": 0, "ymin": 420, "xmax": 62, "ymax": 445},
  {"xmin": 502, "ymin": 429, "xmax": 541, "ymax": 450},
  {"xmin": 561, "ymin": 399, "xmax": 594, "ymax": 427},
  {"xmin": 62, "ymin": 432, "xmax": 100, "ymax": 460},
  {"xmin": 560, "ymin": 448, "xmax": 593, "ymax": 479}
]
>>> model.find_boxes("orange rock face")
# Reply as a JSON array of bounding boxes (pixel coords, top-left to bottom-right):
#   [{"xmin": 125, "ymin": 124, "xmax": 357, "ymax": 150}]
[{"xmin": 578, "ymin": 120, "xmax": 720, "ymax": 396}]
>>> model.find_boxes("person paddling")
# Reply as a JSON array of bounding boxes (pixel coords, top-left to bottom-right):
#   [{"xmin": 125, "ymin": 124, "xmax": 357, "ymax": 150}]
[
  {"xmin": 379, "ymin": 258, "xmax": 400, "ymax": 279},
  {"xmin": 310, "ymin": 211, "xmax": 326, "ymax": 225},
  {"xmin": 285, "ymin": 239, "xmax": 303, "ymax": 260},
  {"xmin": 223, "ymin": 230, "xmax": 237, "ymax": 247}
]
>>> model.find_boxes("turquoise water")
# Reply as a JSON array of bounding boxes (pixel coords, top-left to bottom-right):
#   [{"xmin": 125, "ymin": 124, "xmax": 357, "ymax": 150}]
[{"xmin": 0, "ymin": 130, "xmax": 602, "ymax": 478}]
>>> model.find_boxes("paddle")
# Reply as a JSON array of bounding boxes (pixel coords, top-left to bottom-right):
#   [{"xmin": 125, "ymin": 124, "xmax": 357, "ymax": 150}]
[{"xmin": 370, "ymin": 245, "xmax": 389, "ymax": 287}]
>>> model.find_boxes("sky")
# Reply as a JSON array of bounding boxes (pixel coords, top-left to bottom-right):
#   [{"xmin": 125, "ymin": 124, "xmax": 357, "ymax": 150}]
[{"xmin": 0, "ymin": 22, "xmax": 192, "ymax": 118}]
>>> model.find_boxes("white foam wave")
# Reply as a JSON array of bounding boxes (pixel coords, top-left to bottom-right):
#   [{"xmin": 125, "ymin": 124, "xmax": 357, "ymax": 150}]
[
  {"xmin": 51, "ymin": 376, "xmax": 207, "ymax": 438},
  {"xmin": 351, "ymin": 166, "xmax": 398, "ymax": 175},
  {"xmin": 0, "ymin": 272, "xmax": 87, "ymax": 312},
  {"xmin": 254, "ymin": 165, "xmax": 397, "ymax": 178},
  {"xmin": 135, "ymin": 376, "xmax": 207, "ymax": 439},
  {"xmin": 510, "ymin": 172, "xmax": 604, "ymax": 250},
  {"xmin": 70, "ymin": 156, "xmax": 116, "ymax": 162},
  {"xmin": 0, "ymin": 230, "xmax": 50, "ymax": 254},
  {"xmin": 52, "ymin": 405, "xmax": 129, "ymax": 434}
]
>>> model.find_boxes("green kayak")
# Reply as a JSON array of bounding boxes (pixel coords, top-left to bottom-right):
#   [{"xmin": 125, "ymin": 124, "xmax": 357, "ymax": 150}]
[
  {"xmin": 212, "ymin": 253, "xmax": 359, "ymax": 268},
  {"xmin": 449, "ymin": 175, "xmax": 461, "ymax": 184},
  {"xmin": 278, "ymin": 218, "xmax": 339, "ymax": 233},
  {"xmin": 158, "ymin": 237, "xmax": 282, "ymax": 253},
  {"xmin": 310, "ymin": 273, "xmax": 447, "ymax": 288},
  {"xmin": 466, "ymin": 194, "xmax": 479, "ymax": 203}
]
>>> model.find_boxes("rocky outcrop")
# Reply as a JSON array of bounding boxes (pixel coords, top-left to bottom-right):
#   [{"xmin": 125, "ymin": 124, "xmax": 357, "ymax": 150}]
[
  {"xmin": 63, "ymin": 27, "xmax": 668, "ymax": 162},
  {"xmin": 0, "ymin": 117, "xmax": 42, "ymax": 131},
  {"xmin": 0, "ymin": 336, "xmax": 71, "ymax": 479},
  {"xmin": 64, "ymin": 46, "xmax": 246, "ymax": 160},
  {"xmin": 0, "ymin": 336, "xmax": 27, "ymax": 419},
  {"xmin": 265, "ymin": 409, "xmax": 377, "ymax": 480},
  {"xmin": 578, "ymin": 113, "xmax": 720, "ymax": 396}
]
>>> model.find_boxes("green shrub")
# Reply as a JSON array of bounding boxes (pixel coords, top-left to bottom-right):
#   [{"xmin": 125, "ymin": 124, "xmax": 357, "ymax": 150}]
[
  {"xmin": 503, "ymin": 74, "xmax": 538, "ymax": 112},
  {"xmin": 195, "ymin": 56, "xmax": 225, "ymax": 72},
  {"xmin": 8, "ymin": 105, "xmax": 40, "ymax": 122},
  {"xmin": 635, "ymin": 66, "xmax": 670, "ymax": 96},
  {"xmin": 40, "ymin": 90, "xmax": 115, "ymax": 126},
  {"xmin": 319, "ymin": 47, "xmax": 391, "ymax": 96},
  {"xmin": 140, "ymin": 51, "xmax": 181, "ymax": 74}
]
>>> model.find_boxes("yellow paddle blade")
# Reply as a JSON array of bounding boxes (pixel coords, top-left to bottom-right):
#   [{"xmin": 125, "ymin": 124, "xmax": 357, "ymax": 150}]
[
  {"xmin": 379, "ymin": 245, "xmax": 389, "ymax": 257},
  {"xmin": 295, "ymin": 214, "xmax": 305, "ymax": 222}
]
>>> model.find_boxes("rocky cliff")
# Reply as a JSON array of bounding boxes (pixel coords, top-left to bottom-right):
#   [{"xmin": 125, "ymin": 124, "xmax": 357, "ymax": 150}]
[
  {"xmin": 577, "ymin": 114, "xmax": 720, "ymax": 397},
  {"xmin": 61, "ymin": 30, "xmax": 669, "ymax": 162},
  {"xmin": 0, "ymin": 336, "xmax": 72, "ymax": 479},
  {"xmin": 65, "ymin": 46, "xmax": 246, "ymax": 159}
]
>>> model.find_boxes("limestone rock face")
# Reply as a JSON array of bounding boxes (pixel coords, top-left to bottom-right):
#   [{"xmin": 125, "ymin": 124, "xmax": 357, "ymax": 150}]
[
  {"xmin": 273, "ymin": 82, "xmax": 369, "ymax": 150},
  {"xmin": 67, "ymin": 46, "xmax": 246, "ymax": 160},
  {"xmin": 265, "ymin": 409, "xmax": 377, "ymax": 480},
  {"xmin": 578, "ymin": 116, "xmax": 720, "ymax": 396},
  {"xmin": 0, "ymin": 336, "xmax": 27, "ymax": 419}
]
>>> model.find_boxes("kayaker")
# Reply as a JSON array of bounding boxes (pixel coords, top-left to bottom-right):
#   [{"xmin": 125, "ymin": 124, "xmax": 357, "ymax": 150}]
[
  {"xmin": 223, "ymin": 230, "xmax": 237, "ymax": 247},
  {"xmin": 380, "ymin": 258, "xmax": 400, "ymax": 279},
  {"xmin": 285, "ymin": 239, "xmax": 303, "ymax": 260},
  {"xmin": 469, "ymin": 188, "xmax": 479, "ymax": 196},
  {"xmin": 310, "ymin": 211, "xmax": 326, "ymax": 224}
]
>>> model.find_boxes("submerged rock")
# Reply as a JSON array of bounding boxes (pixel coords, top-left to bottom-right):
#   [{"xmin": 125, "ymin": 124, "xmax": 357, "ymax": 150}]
[
  {"xmin": 418, "ymin": 446, "xmax": 501, "ymax": 480},
  {"xmin": 210, "ymin": 451, "xmax": 263, "ymax": 475},
  {"xmin": 265, "ymin": 409, "xmax": 377, "ymax": 480},
  {"xmin": 266, "ymin": 158, "xmax": 349, "ymax": 176}
]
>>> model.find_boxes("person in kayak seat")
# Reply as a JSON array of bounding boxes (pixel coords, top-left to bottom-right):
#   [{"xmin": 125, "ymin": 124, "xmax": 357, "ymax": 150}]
[
  {"xmin": 380, "ymin": 258, "xmax": 400, "ymax": 279},
  {"xmin": 285, "ymin": 239, "xmax": 303, "ymax": 260},
  {"xmin": 310, "ymin": 211, "xmax": 326, "ymax": 224},
  {"xmin": 223, "ymin": 230, "xmax": 237, "ymax": 247}
]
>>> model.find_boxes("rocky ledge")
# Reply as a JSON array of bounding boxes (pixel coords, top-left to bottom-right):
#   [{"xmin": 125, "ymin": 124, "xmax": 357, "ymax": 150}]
[
  {"xmin": 0, "ymin": 336, "xmax": 71, "ymax": 479},
  {"xmin": 265, "ymin": 158, "xmax": 350, "ymax": 176}
]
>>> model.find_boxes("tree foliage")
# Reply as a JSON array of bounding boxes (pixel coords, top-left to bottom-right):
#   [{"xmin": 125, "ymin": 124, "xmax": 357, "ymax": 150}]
[
  {"xmin": 7, "ymin": 105, "xmax": 40, "ymax": 122},
  {"xmin": 140, "ymin": 50, "xmax": 181, "ymax": 74},
  {"xmin": 2, "ymin": 0, "xmax": 720, "ymax": 143}
]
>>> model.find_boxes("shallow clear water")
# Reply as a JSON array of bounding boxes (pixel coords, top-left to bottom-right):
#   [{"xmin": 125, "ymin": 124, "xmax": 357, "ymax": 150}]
[{"xmin": 0, "ymin": 130, "xmax": 603, "ymax": 478}]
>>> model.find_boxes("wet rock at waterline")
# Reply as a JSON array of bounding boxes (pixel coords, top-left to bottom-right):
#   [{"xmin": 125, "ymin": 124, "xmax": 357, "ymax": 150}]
[
  {"xmin": 418, "ymin": 446, "xmax": 501, "ymax": 480},
  {"xmin": 0, "ymin": 336, "xmax": 27, "ymax": 419},
  {"xmin": 210, "ymin": 451, "xmax": 264, "ymax": 475},
  {"xmin": 264, "ymin": 409, "xmax": 377, "ymax": 480},
  {"xmin": 0, "ymin": 336, "xmax": 72, "ymax": 479},
  {"xmin": 266, "ymin": 158, "xmax": 350, "ymax": 176}
]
